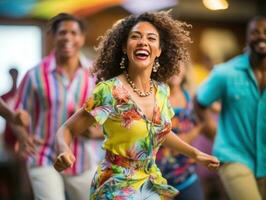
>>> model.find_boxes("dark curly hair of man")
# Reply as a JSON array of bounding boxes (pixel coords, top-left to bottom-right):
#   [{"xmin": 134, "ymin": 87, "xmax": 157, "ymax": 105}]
[{"xmin": 93, "ymin": 10, "xmax": 192, "ymax": 83}]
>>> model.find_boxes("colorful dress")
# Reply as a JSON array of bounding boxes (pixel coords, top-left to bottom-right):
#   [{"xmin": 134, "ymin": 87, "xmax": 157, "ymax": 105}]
[
  {"xmin": 156, "ymin": 89, "xmax": 198, "ymax": 190},
  {"xmin": 84, "ymin": 77, "xmax": 178, "ymax": 199}
]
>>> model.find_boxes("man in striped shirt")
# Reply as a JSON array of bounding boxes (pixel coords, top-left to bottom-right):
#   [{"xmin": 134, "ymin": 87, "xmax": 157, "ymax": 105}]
[{"xmin": 14, "ymin": 13, "xmax": 100, "ymax": 200}]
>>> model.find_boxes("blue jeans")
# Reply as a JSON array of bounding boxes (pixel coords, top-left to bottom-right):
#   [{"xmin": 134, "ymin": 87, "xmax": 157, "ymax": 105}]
[{"xmin": 174, "ymin": 178, "xmax": 205, "ymax": 200}]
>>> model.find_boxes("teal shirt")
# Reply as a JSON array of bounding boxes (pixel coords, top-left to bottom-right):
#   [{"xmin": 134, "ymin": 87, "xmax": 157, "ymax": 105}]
[{"xmin": 197, "ymin": 54, "xmax": 266, "ymax": 178}]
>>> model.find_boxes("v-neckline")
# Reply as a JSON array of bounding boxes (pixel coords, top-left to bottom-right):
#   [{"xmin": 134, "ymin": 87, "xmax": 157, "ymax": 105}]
[{"xmin": 114, "ymin": 76, "xmax": 158, "ymax": 123}]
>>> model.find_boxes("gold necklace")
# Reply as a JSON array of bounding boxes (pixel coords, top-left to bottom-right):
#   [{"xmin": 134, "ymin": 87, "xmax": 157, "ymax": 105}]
[{"xmin": 124, "ymin": 71, "xmax": 153, "ymax": 97}]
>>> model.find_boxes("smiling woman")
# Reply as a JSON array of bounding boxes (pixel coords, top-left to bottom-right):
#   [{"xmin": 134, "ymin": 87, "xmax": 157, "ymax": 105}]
[
  {"xmin": 54, "ymin": 11, "xmax": 220, "ymax": 200},
  {"xmin": 93, "ymin": 11, "xmax": 192, "ymax": 83}
]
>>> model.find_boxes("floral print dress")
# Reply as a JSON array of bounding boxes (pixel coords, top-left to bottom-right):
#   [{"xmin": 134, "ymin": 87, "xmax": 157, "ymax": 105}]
[{"xmin": 84, "ymin": 77, "xmax": 178, "ymax": 200}]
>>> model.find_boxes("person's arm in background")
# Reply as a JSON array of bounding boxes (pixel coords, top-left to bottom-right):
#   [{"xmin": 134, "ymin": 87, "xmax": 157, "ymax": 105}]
[
  {"xmin": 1, "ymin": 92, "xmax": 40, "ymax": 157},
  {"xmin": 0, "ymin": 98, "xmax": 29, "ymax": 126}
]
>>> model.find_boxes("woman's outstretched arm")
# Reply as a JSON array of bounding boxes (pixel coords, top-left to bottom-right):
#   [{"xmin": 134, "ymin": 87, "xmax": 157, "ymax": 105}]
[{"xmin": 163, "ymin": 131, "xmax": 220, "ymax": 170}]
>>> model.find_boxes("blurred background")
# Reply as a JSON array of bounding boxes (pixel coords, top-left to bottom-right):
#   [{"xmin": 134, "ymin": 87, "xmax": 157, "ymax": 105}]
[
  {"xmin": 0, "ymin": 0, "xmax": 265, "ymax": 97},
  {"xmin": 1, "ymin": 0, "xmax": 265, "ymax": 97},
  {"xmin": 0, "ymin": 0, "xmax": 265, "ymax": 199}
]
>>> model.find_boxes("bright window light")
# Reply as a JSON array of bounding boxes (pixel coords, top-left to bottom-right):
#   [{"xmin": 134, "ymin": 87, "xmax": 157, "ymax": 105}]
[{"xmin": 0, "ymin": 25, "xmax": 42, "ymax": 133}]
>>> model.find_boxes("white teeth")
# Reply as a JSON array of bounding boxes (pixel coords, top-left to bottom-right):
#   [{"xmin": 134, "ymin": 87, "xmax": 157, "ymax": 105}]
[
  {"xmin": 258, "ymin": 42, "xmax": 266, "ymax": 48},
  {"xmin": 63, "ymin": 43, "xmax": 73, "ymax": 48},
  {"xmin": 135, "ymin": 50, "xmax": 149, "ymax": 56}
]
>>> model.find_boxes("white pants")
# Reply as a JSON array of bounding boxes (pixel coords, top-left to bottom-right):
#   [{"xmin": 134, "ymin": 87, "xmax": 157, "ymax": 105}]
[{"xmin": 29, "ymin": 166, "xmax": 96, "ymax": 200}]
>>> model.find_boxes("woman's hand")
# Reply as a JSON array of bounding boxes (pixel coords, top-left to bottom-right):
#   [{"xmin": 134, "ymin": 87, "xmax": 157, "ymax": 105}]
[
  {"xmin": 195, "ymin": 150, "xmax": 220, "ymax": 170},
  {"xmin": 53, "ymin": 151, "xmax": 76, "ymax": 172}
]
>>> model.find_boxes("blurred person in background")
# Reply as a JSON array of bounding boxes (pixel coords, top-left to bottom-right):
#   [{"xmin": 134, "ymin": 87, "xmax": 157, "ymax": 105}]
[
  {"xmin": 0, "ymin": 98, "xmax": 29, "ymax": 129},
  {"xmin": 156, "ymin": 65, "xmax": 206, "ymax": 200},
  {"xmin": 191, "ymin": 54, "xmax": 227, "ymax": 200},
  {"xmin": 1, "ymin": 68, "xmax": 18, "ymax": 102},
  {"xmin": 53, "ymin": 11, "xmax": 219, "ymax": 200},
  {"xmin": 0, "ymin": 97, "xmax": 33, "ymax": 200},
  {"xmin": 13, "ymin": 13, "xmax": 102, "ymax": 200},
  {"xmin": 1, "ymin": 68, "xmax": 20, "ymax": 149},
  {"xmin": 194, "ymin": 16, "xmax": 266, "ymax": 200}
]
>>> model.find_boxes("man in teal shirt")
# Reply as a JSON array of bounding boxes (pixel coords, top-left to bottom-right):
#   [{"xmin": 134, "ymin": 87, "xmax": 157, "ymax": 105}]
[{"xmin": 195, "ymin": 16, "xmax": 266, "ymax": 200}]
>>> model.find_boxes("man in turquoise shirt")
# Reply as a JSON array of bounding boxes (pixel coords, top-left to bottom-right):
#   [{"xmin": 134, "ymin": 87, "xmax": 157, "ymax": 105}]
[{"xmin": 194, "ymin": 16, "xmax": 266, "ymax": 200}]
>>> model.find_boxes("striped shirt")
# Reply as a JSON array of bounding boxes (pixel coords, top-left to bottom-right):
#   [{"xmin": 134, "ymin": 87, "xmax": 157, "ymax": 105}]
[{"xmin": 15, "ymin": 52, "xmax": 96, "ymax": 175}]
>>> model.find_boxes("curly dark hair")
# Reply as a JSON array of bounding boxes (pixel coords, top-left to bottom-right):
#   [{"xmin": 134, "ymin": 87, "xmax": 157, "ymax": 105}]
[{"xmin": 93, "ymin": 10, "xmax": 192, "ymax": 83}]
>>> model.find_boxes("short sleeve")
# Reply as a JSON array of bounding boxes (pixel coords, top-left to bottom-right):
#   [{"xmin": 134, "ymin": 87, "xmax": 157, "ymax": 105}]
[
  {"xmin": 166, "ymin": 87, "xmax": 175, "ymax": 119},
  {"xmin": 162, "ymin": 84, "xmax": 175, "ymax": 120},
  {"xmin": 84, "ymin": 81, "xmax": 114, "ymax": 125},
  {"xmin": 196, "ymin": 66, "xmax": 226, "ymax": 107}
]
